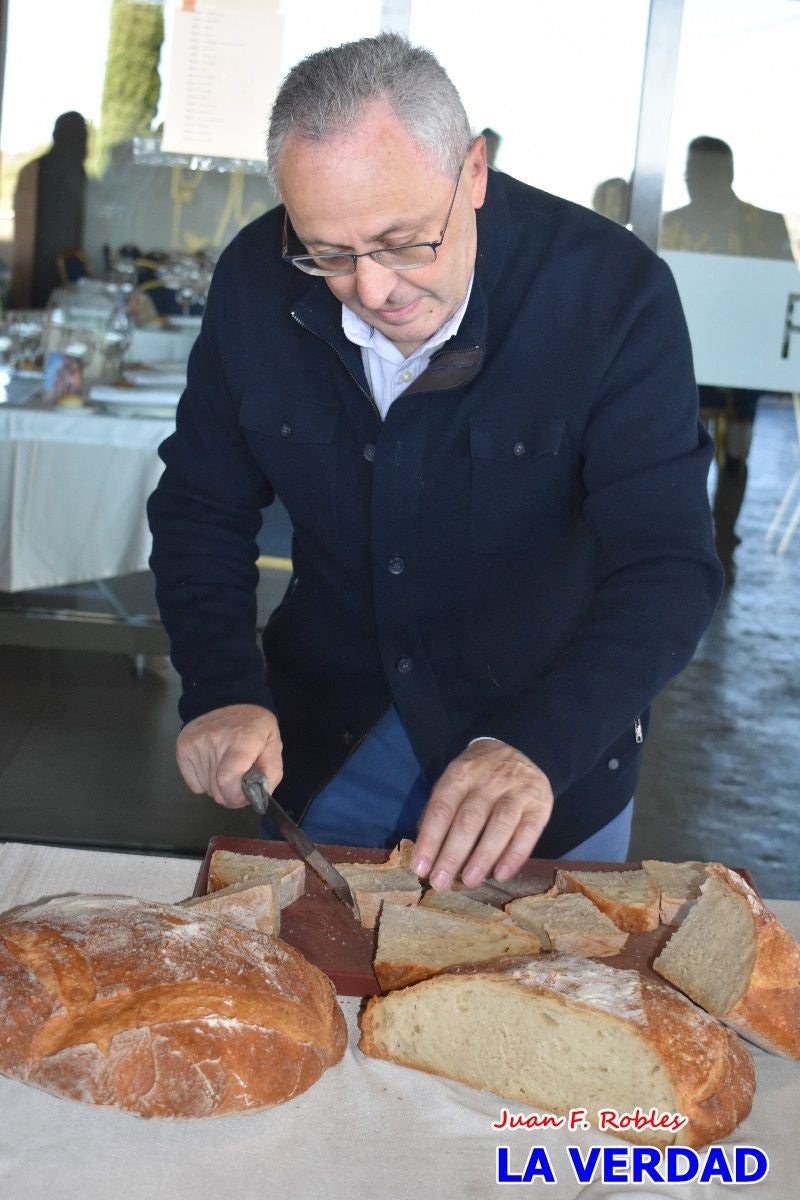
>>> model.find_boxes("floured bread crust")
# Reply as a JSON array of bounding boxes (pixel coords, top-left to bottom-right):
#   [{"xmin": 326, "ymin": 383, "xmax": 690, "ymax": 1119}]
[{"xmin": 0, "ymin": 894, "xmax": 347, "ymax": 1118}]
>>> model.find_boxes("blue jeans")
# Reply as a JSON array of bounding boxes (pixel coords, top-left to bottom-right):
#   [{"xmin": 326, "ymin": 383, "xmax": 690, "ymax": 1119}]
[{"xmin": 266, "ymin": 706, "xmax": 633, "ymax": 861}]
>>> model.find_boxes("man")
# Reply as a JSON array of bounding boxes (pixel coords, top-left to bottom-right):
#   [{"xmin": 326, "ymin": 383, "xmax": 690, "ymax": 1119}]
[
  {"xmin": 661, "ymin": 136, "xmax": 795, "ymax": 579},
  {"xmin": 12, "ymin": 111, "xmax": 88, "ymax": 308},
  {"xmin": 661, "ymin": 136, "xmax": 793, "ymax": 259},
  {"xmin": 148, "ymin": 34, "xmax": 722, "ymax": 891}
]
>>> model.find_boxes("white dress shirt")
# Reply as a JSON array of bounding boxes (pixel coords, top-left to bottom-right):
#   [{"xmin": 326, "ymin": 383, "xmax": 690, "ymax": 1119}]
[{"xmin": 341, "ymin": 273, "xmax": 474, "ymax": 419}]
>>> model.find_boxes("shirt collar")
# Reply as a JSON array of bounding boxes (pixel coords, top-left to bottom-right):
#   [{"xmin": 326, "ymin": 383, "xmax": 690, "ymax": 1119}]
[{"xmin": 341, "ymin": 271, "xmax": 475, "ymax": 363}]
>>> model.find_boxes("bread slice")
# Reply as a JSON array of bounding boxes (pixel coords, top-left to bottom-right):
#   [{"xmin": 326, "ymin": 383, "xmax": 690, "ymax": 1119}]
[
  {"xmin": 642, "ymin": 859, "xmax": 710, "ymax": 924},
  {"xmin": 332, "ymin": 865, "xmax": 421, "ymax": 930},
  {"xmin": 180, "ymin": 878, "xmax": 281, "ymax": 935},
  {"xmin": 420, "ymin": 889, "xmax": 510, "ymax": 923},
  {"xmin": 450, "ymin": 879, "xmax": 522, "ymax": 905},
  {"xmin": 505, "ymin": 892, "xmax": 628, "ymax": 957},
  {"xmin": 374, "ymin": 902, "xmax": 540, "ymax": 992},
  {"xmin": 206, "ymin": 850, "xmax": 305, "ymax": 907},
  {"xmin": 553, "ymin": 867, "xmax": 660, "ymax": 932},
  {"xmin": 653, "ymin": 863, "xmax": 800, "ymax": 1058},
  {"xmin": 384, "ymin": 839, "xmax": 415, "ymax": 869},
  {"xmin": 358, "ymin": 953, "xmax": 755, "ymax": 1148}
]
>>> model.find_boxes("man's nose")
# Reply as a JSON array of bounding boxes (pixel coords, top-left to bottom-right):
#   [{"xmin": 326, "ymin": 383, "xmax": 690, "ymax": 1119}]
[{"xmin": 354, "ymin": 255, "xmax": 397, "ymax": 310}]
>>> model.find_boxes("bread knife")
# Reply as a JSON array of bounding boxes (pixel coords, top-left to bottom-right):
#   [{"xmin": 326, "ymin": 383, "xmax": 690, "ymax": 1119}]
[{"xmin": 241, "ymin": 766, "xmax": 359, "ymax": 919}]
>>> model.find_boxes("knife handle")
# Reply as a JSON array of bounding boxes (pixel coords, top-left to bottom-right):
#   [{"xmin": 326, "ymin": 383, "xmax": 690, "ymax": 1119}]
[{"xmin": 241, "ymin": 766, "xmax": 270, "ymax": 816}]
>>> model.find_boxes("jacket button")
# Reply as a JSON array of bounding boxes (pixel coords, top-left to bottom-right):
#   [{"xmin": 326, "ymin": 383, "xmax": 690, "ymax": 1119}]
[
  {"xmin": 280, "ymin": 422, "xmax": 292, "ymax": 437},
  {"xmin": 341, "ymin": 729, "xmax": 354, "ymax": 745},
  {"xmin": 363, "ymin": 443, "xmax": 376, "ymax": 462},
  {"xmin": 396, "ymin": 657, "xmax": 414, "ymax": 674},
  {"xmin": 608, "ymin": 758, "xmax": 619, "ymax": 770},
  {"xmin": 513, "ymin": 441, "xmax": 526, "ymax": 457},
  {"xmin": 388, "ymin": 555, "xmax": 405, "ymax": 575}
]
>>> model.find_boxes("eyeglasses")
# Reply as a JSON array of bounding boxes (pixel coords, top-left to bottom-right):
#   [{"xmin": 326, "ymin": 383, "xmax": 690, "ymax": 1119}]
[{"xmin": 282, "ymin": 161, "xmax": 464, "ymax": 277}]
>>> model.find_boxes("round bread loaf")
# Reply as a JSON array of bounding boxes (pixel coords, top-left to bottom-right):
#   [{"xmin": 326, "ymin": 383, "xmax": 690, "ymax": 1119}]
[{"xmin": 0, "ymin": 893, "xmax": 347, "ymax": 1118}]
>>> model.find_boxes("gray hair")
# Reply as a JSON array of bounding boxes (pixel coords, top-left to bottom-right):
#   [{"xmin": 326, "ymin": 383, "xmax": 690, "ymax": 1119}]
[{"xmin": 266, "ymin": 33, "xmax": 473, "ymax": 192}]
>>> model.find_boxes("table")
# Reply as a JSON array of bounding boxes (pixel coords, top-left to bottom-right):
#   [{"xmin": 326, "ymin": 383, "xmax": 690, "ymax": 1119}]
[
  {"xmin": 129, "ymin": 322, "xmax": 201, "ymax": 365},
  {"xmin": 0, "ymin": 406, "xmax": 172, "ymax": 593},
  {"xmin": 0, "ymin": 842, "xmax": 796, "ymax": 1200}
]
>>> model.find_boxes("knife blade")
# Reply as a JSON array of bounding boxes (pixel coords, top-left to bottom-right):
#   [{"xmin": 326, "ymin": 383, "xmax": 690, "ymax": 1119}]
[{"xmin": 241, "ymin": 766, "xmax": 359, "ymax": 919}]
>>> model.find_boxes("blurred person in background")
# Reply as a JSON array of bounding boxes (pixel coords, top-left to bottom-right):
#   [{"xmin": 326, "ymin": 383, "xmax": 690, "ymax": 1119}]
[
  {"xmin": 12, "ymin": 111, "xmax": 88, "ymax": 308},
  {"xmin": 662, "ymin": 136, "xmax": 795, "ymax": 580}
]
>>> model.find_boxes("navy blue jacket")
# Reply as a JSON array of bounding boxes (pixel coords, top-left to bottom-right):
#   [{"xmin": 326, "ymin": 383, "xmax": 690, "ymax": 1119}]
[{"xmin": 148, "ymin": 170, "xmax": 723, "ymax": 855}]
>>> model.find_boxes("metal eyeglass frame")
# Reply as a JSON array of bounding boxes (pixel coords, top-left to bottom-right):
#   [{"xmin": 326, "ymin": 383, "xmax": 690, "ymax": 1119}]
[{"xmin": 281, "ymin": 160, "xmax": 465, "ymax": 277}]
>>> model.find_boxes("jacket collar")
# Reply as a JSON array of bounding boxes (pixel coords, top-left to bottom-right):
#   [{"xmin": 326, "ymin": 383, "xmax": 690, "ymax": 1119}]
[{"xmin": 290, "ymin": 171, "xmax": 510, "ymax": 395}]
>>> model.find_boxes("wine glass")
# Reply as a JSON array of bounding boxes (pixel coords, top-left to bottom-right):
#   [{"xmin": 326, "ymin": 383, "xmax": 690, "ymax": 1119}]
[
  {"xmin": 7, "ymin": 310, "xmax": 45, "ymax": 374},
  {"xmin": 62, "ymin": 329, "xmax": 96, "ymax": 396},
  {"xmin": 101, "ymin": 310, "xmax": 133, "ymax": 384},
  {"xmin": 0, "ymin": 323, "xmax": 13, "ymax": 398},
  {"xmin": 0, "ymin": 325, "xmax": 13, "ymax": 367}
]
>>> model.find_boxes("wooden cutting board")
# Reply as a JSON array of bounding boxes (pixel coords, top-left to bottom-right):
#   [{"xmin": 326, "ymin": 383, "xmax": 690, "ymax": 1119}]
[{"xmin": 194, "ymin": 838, "xmax": 757, "ymax": 996}]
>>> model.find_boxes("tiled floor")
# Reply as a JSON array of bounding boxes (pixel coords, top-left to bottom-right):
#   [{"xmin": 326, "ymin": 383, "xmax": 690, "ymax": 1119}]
[{"xmin": 1, "ymin": 398, "xmax": 798, "ymax": 896}]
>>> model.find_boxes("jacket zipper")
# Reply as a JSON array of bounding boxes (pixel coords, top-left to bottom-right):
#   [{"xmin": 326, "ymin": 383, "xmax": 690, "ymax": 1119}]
[
  {"xmin": 290, "ymin": 309, "xmax": 382, "ymax": 423},
  {"xmin": 290, "ymin": 310, "xmax": 482, "ymax": 411},
  {"xmin": 634, "ymin": 717, "xmax": 644, "ymax": 744}
]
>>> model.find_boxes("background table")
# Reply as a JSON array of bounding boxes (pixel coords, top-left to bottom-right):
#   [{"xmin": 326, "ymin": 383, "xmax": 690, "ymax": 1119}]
[
  {"xmin": 0, "ymin": 407, "xmax": 171, "ymax": 593},
  {"xmin": 0, "ymin": 842, "xmax": 796, "ymax": 1200}
]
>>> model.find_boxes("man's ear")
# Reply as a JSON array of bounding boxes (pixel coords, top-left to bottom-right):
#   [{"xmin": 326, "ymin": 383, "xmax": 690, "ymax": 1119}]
[{"xmin": 467, "ymin": 136, "xmax": 489, "ymax": 210}]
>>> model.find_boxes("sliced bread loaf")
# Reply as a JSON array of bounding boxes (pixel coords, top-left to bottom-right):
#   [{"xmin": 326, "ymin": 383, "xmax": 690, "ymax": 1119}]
[
  {"xmin": 359, "ymin": 952, "xmax": 755, "ymax": 1148},
  {"xmin": 641, "ymin": 859, "xmax": 710, "ymax": 924},
  {"xmin": 505, "ymin": 892, "xmax": 628, "ymax": 957},
  {"xmin": 374, "ymin": 902, "xmax": 540, "ymax": 991},
  {"xmin": 554, "ymin": 867, "xmax": 660, "ymax": 931},
  {"xmin": 653, "ymin": 863, "xmax": 800, "ymax": 1058},
  {"xmin": 206, "ymin": 850, "xmax": 305, "ymax": 907}
]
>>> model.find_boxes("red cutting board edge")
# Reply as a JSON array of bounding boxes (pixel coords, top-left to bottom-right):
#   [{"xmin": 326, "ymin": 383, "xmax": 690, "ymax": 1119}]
[{"xmin": 193, "ymin": 837, "xmax": 758, "ymax": 997}]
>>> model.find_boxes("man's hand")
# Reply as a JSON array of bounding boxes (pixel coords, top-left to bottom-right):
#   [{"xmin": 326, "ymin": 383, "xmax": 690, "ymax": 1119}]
[
  {"xmin": 411, "ymin": 740, "xmax": 553, "ymax": 890},
  {"xmin": 176, "ymin": 704, "xmax": 283, "ymax": 809}
]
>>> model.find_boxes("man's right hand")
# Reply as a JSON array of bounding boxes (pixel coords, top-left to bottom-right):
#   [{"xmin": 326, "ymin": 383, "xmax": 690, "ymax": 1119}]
[{"xmin": 176, "ymin": 704, "xmax": 283, "ymax": 809}]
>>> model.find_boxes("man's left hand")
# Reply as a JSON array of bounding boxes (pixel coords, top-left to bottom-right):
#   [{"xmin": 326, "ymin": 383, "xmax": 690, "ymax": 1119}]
[{"xmin": 412, "ymin": 740, "xmax": 553, "ymax": 890}]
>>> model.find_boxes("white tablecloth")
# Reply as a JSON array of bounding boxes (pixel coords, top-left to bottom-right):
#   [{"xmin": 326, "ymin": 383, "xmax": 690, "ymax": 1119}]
[
  {"xmin": 130, "ymin": 323, "xmax": 200, "ymax": 364},
  {"xmin": 0, "ymin": 408, "xmax": 172, "ymax": 591},
  {"xmin": 0, "ymin": 843, "xmax": 796, "ymax": 1200}
]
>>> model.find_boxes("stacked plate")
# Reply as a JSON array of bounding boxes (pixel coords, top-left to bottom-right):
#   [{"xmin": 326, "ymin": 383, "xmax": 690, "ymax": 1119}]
[{"xmin": 89, "ymin": 384, "xmax": 181, "ymax": 420}]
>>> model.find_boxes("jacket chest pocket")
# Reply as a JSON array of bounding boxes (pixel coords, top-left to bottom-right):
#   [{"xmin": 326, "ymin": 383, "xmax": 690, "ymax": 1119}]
[
  {"xmin": 240, "ymin": 391, "xmax": 339, "ymax": 538},
  {"xmin": 469, "ymin": 415, "xmax": 566, "ymax": 552}
]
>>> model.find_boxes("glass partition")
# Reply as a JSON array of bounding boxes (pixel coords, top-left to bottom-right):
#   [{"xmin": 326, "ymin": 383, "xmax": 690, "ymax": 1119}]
[
  {"xmin": 1, "ymin": 0, "xmax": 381, "ymax": 310},
  {"xmin": 656, "ymin": 0, "xmax": 800, "ymax": 578},
  {"xmin": 410, "ymin": 0, "xmax": 650, "ymax": 216}
]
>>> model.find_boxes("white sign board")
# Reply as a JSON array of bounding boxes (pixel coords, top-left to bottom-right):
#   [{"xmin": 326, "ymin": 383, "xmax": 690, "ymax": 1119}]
[
  {"xmin": 162, "ymin": 0, "xmax": 284, "ymax": 162},
  {"xmin": 659, "ymin": 251, "xmax": 800, "ymax": 392}
]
